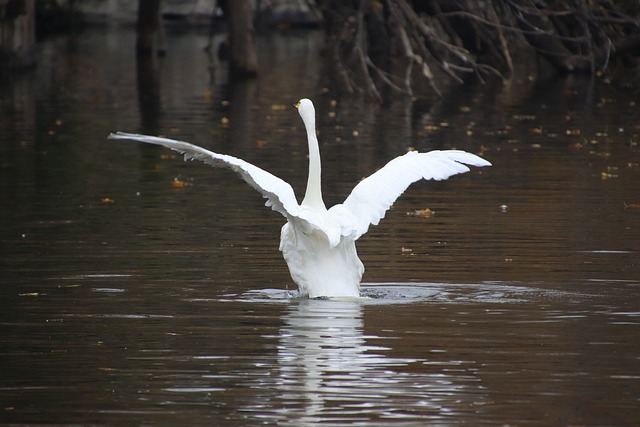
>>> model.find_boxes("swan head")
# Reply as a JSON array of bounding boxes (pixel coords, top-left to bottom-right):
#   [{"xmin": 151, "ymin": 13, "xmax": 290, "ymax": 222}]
[{"xmin": 296, "ymin": 98, "xmax": 315, "ymax": 133}]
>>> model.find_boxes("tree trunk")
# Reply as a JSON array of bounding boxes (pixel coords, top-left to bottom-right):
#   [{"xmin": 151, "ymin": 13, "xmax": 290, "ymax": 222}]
[
  {"xmin": 0, "ymin": 0, "xmax": 36, "ymax": 69},
  {"xmin": 136, "ymin": 0, "xmax": 164, "ymax": 55},
  {"xmin": 227, "ymin": 0, "xmax": 258, "ymax": 78}
]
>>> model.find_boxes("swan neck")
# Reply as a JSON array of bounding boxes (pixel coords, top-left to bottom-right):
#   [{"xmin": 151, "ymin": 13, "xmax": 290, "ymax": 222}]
[{"xmin": 302, "ymin": 128, "xmax": 326, "ymax": 210}]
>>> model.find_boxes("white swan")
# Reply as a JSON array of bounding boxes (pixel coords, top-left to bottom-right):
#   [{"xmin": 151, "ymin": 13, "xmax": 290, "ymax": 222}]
[{"xmin": 109, "ymin": 98, "xmax": 490, "ymax": 298}]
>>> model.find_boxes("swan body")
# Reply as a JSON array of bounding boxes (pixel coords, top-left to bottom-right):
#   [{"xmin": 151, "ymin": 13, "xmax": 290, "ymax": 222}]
[{"xmin": 109, "ymin": 98, "xmax": 491, "ymax": 298}]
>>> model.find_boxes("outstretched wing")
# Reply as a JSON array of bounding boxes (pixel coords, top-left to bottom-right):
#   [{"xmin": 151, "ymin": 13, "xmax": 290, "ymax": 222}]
[
  {"xmin": 109, "ymin": 132, "xmax": 300, "ymax": 219},
  {"xmin": 340, "ymin": 150, "xmax": 491, "ymax": 239}
]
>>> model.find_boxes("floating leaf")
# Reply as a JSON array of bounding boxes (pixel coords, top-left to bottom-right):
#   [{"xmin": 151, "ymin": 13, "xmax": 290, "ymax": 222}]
[
  {"xmin": 408, "ymin": 208, "xmax": 433, "ymax": 217},
  {"xmin": 513, "ymin": 114, "xmax": 537, "ymax": 120},
  {"xmin": 172, "ymin": 178, "xmax": 192, "ymax": 189},
  {"xmin": 600, "ymin": 171, "xmax": 617, "ymax": 180}
]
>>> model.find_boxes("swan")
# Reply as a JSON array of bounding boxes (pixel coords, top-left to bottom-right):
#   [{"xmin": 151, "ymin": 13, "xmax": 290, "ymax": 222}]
[{"xmin": 109, "ymin": 98, "xmax": 490, "ymax": 298}]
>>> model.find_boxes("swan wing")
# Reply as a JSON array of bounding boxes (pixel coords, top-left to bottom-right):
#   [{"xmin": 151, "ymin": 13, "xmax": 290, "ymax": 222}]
[
  {"xmin": 109, "ymin": 132, "xmax": 300, "ymax": 219},
  {"xmin": 341, "ymin": 150, "xmax": 491, "ymax": 239}
]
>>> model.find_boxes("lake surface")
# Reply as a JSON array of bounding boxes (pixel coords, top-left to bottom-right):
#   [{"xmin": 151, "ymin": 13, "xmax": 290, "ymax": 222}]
[{"xmin": 1, "ymin": 27, "xmax": 639, "ymax": 426}]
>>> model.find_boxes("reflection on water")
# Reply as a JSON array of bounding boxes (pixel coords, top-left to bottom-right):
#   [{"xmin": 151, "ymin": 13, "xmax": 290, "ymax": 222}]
[
  {"xmin": 244, "ymin": 299, "xmax": 484, "ymax": 425},
  {"xmin": 1, "ymin": 26, "xmax": 639, "ymax": 426}
]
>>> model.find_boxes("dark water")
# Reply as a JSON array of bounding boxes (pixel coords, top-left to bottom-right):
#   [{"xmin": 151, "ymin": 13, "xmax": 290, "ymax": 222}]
[{"xmin": 1, "ymin": 28, "xmax": 639, "ymax": 425}]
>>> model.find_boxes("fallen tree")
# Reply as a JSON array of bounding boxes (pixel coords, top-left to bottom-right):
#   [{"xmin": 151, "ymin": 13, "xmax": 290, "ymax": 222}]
[{"xmin": 319, "ymin": 0, "xmax": 640, "ymax": 100}]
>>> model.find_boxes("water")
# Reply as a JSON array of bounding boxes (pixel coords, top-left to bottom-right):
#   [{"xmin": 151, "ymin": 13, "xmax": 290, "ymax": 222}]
[{"xmin": 1, "ymin": 27, "xmax": 639, "ymax": 425}]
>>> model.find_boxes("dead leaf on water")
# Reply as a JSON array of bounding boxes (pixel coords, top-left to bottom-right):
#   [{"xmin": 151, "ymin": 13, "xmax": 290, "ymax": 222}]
[
  {"xmin": 624, "ymin": 202, "xmax": 640, "ymax": 209},
  {"xmin": 172, "ymin": 178, "xmax": 192, "ymax": 189},
  {"xmin": 101, "ymin": 197, "xmax": 114, "ymax": 204},
  {"xmin": 600, "ymin": 171, "xmax": 617, "ymax": 180},
  {"xmin": 408, "ymin": 208, "xmax": 433, "ymax": 217},
  {"xmin": 512, "ymin": 114, "xmax": 537, "ymax": 121}
]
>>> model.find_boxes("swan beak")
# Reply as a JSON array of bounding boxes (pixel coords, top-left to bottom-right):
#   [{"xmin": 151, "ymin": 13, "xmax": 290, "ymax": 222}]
[{"xmin": 295, "ymin": 101, "xmax": 301, "ymax": 109}]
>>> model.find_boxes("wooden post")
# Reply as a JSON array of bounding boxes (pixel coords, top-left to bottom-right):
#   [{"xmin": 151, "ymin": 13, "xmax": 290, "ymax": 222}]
[
  {"xmin": 0, "ymin": 0, "xmax": 36, "ymax": 69},
  {"xmin": 227, "ymin": 0, "xmax": 258, "ymax": 78},
  {"xmin": 136, "ymin": 0, "xmax": 165, "ymax": 55}
]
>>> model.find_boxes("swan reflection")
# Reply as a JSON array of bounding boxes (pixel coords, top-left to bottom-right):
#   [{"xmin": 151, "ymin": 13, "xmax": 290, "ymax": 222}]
[{"xmin": 246, "ymin": 299, "xmax": 485, "ymax": 425}]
